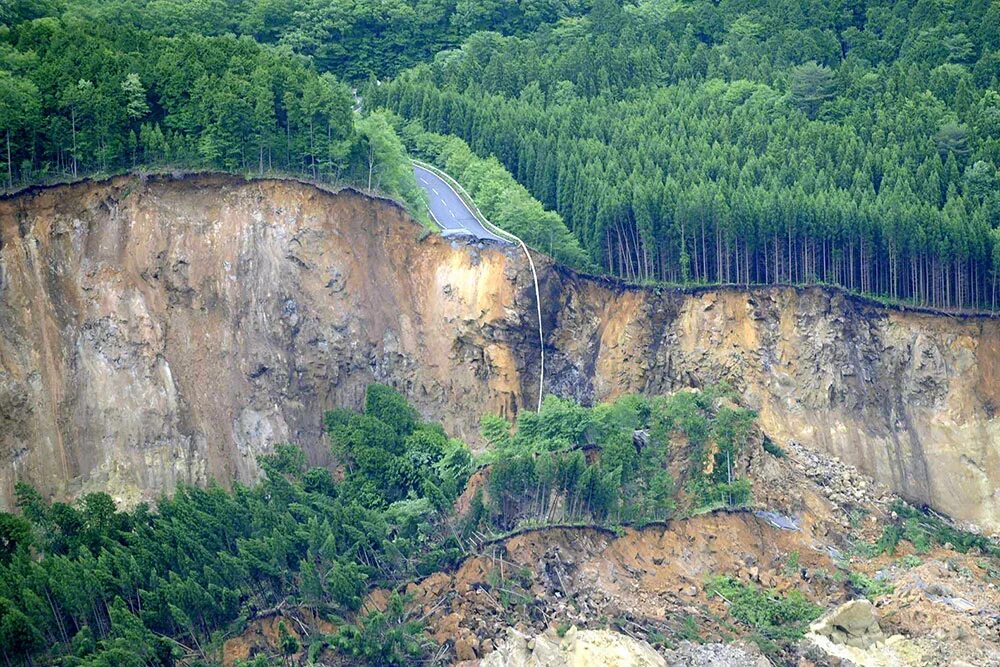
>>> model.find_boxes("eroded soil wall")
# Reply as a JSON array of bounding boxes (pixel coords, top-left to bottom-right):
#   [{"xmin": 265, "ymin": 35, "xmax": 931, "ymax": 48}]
[{"xmin": 1, "ymin": 175, "xmax": 996, "ymax": 528}]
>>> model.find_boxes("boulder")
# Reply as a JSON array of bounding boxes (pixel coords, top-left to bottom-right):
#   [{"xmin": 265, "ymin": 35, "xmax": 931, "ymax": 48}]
[
  {"xmin": 805, "ymin": 600, "xmax": 929, "ymax": 667},
  {"xmin": 808, "ymin": 599, "xmax": 886, "ymax": 649}
]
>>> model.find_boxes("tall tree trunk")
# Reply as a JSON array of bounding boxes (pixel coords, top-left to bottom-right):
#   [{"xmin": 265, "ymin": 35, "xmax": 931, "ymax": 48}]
[
  {"xmin": 5, "ymin": 130, "xmax": 11, "ymax": 189},
  {"xmin": 367, "ymin": 145, "xmax": 375, "ymax": 191},
  {"xmin": 309, "ymin": 118, "xmax": 316, "ymax": 179},
  {"xmin": 71, "ymin": 110, "xmax": 78, "ymax": 178},
  {"xmin": 701, "ymin": 215, "xmax": 707, "ymax": 281}
]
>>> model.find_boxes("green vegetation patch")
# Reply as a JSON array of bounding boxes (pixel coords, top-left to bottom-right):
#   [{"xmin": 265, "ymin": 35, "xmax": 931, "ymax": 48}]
[
  {"xmin": 847, "ymin": 572, "xmax": 894, "ymax": 601},
  {"xmin": 861, "ymin": 501, "xmax": 1000, "ymax": 558},
  {"xmin": 0, "ymin": 384, "xmax": 767, "ymax": 665},
  {"xmin": 705, "ymin": 575, "xmax": 823, "ymax": 654},
  {"xmin": 331, "ymin": 592, "xmax": 429, "ymax": 666},
  {"xmin": 475, "ymin": 387, "xmax": 755, "ymax": 532}
]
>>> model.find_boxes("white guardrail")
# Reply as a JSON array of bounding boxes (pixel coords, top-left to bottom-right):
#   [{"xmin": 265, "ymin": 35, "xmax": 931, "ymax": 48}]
[{"xmin": 413, "ymin": 159, "xmax": 545, "ymax": 412}]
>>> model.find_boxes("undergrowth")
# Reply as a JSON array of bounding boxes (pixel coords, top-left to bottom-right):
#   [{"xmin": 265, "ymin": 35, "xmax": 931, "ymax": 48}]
[
  {"xmin": 860, "ymin": 502, "xmax": 1000, "ymax": 558},
  {"xmin": 704, "ymin": 576, "xmax": 822, "ymax": 656}
]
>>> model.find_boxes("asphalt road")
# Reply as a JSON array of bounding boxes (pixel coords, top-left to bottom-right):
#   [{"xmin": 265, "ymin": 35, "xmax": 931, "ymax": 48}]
[{"xmin": 413, "ymin": 163, "xmax": 509, "ymax": 243}]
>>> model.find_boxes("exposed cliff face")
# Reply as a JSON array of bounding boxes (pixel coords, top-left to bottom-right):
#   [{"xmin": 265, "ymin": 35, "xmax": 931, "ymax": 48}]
[
  {"xmin": 542, "ymin": 275, "xmax": 1000, "ymax": 531},
  {"xmin": 0, "ymin": 174, "xmax": 537, "ymax": 507},
  {"xmin": 1, "ymin": 175, "xmax": 997, "ymax": 530}
]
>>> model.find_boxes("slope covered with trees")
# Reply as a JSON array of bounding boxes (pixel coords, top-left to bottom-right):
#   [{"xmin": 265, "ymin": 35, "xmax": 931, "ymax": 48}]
[
  {"xmin": 2, "ymin": 380, "xmax": 996, "ymax": 665},
  {"xmin": 7, "ymin": 0, "xmax": 997, "ymax": 308},
  {"xmin": 0, "ymin": 386, "xmax": 473, "ymax": 666},
  {"xmin": 372, "ymin": 0, "xmax": 1000, "ymax": 309},
  {"xmin": 0, "ymin": 2, "xmax": 434, "ymax": 223},
  {"xmin": 0, "ymin": 384, "xmax": 761, "ymax": 665},
  {"xmin": 40, "ymin": 0, "xmax": 589, "ymax": 81}
]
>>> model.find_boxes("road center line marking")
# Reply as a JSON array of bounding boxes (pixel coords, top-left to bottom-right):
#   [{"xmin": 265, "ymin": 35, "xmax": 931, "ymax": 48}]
[{"xmin": 432, "ymin": 188, "xmax": 439, "ymax": 195}]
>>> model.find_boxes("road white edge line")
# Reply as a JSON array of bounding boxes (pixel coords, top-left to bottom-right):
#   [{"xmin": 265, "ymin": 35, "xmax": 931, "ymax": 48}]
[{"xmin": 413, "ymin": 159, "xmax": 545, "ymax": 411}]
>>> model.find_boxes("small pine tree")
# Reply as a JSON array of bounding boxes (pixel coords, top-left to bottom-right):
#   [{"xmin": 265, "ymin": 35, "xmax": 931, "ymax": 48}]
[{"xmin": 278, "ymin": 620, "xmax": 300, "ymax": 666}]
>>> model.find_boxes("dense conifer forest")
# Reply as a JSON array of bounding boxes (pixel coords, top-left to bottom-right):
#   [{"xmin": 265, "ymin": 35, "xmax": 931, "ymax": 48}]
[
  {"xmin": 372, "ymin": 0, "xmax": 1000, "ymax": 309},
  {"xmin": 0, "ymin": 0, "xmax": 580, "ymax": 198},
  {"xmin": 3, "ymin": 0, "xmax": 1000, "ymax": 308}
]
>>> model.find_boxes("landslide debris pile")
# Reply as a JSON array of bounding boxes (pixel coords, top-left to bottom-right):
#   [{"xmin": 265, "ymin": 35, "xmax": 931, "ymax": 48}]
[{"xmin": 222, "ymin": 390, "xmax": 999, "ymax": 666}]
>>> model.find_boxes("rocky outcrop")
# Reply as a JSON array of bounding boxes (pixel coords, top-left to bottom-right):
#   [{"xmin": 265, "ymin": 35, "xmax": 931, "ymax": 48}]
[
  {"xmin": 804, "ymin": 600, "xmax": 928, "ymax": 667},
  {"xmin": 541, "ymin": 275, "xmax": 1000, "ymax": 532},
  {"xmin": 808, "ymin": 600, "xmax": 886, "ymax": 649},
  {"xmin": 0, "ymin": 174, "xmax": 538, "ymax": 506},
  {"xmin": 480, "ymin": 627, "xmax": 665, "ymax": 667},
  {"xmin": 1, "ymin": 174, "xmax": 997, "ymax": 530}
]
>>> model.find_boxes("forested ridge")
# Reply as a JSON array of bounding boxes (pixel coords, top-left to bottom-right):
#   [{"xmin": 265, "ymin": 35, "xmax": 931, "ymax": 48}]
[
  {"xmin": 372, "ymin": 0, "xmax": 1000, "ymax": 310},
  {"xmin": 24, "ymin": 0, "xmax": 589, "ymax": 80},
  {"xmin": 0, "ymin": 0, "xmax": 582, "ymax": 197},
  {"xmin": 0, "ymin": 1, "xmax": 459, "ymax": 225}
]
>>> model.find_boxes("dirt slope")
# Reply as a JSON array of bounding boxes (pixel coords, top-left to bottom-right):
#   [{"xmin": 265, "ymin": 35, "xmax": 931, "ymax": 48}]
[{"xmin": 0, "ymin": 174, "xmax": 997, "ymax": 530}]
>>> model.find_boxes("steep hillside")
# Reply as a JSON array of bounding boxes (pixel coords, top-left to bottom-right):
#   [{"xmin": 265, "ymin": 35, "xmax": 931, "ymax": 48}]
[
  {"xmin": 0, "ymin": 174, "xmax": 997, "ymax": 530},
  {"xmin": 542, "ymin": 273, "xmax": 1000, "ymax": 533}
]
